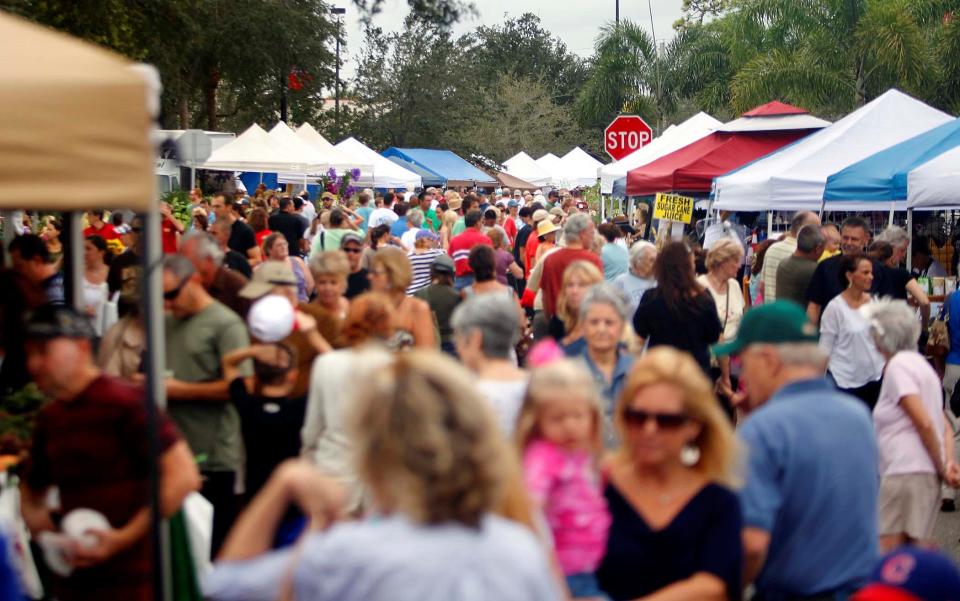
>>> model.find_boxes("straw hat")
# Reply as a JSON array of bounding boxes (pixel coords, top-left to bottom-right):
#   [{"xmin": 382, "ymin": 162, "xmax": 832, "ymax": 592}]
[
  {"xmin": 537, "ymin": 219, "xmax": 560, "ymax": 238},
  {"xmin": 532, "ymin": 209, "xmax": 549, "ymax": 223}
]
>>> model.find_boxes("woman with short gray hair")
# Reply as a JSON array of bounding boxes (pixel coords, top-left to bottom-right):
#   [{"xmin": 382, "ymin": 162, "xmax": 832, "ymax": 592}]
[
  {"xmin": 452, "ymin": 294, "xmax": 528, "ymax": 436},
  {"xmin": 862, "ymin": 298, "xmax": 959, "ymax": 552},
  {"xmin": 613, "ymin": 241, "xmax": 657, "ymax": 315},
  {"xmin": 575, "ymin": 283, "xmax": 635, "ymax": 441}
]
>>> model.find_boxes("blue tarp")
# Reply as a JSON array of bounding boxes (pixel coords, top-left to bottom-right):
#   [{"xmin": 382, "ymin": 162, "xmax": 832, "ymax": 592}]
[
  {"xmin": 381, "ymin": 147, "xmax": 496, "ymax": 187},
  {"xmin": 823, "ymin": 118, "xmax": 960, "ymax": 202},
  {"xmin": 383, "ymin": 155, "xmax": 445, "ymax": 187}
]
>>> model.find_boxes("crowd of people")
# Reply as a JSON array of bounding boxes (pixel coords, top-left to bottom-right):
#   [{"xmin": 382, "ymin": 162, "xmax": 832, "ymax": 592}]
[{"xmin": 2, "ymin": 185, "xmax": 960, "ymax": 601}]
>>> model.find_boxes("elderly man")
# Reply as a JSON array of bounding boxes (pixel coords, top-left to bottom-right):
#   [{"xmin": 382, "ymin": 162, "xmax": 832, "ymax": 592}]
[
  {"xmin": 761, "ymin": 211, "xmax": 821, "ymax": 302},
  {"xmin": 539, "ymin": 213, "xmax": 603, "ymax": 320},
  {"xmin": 875, "ymin": 225, "xmax": 931, "ymax": 328},
  {"xmin": 21, "ymin": 306, "xmax": 199, "ymax": 599},
  {"xmin": 612, "ymin": 240, "xmax": 658, "ymax": 315},
  {"xmin": 180, "ymin": 230, "xmax": 251, "ymax": 318},
  {"xmin": 448, "ymin": 209, "xmax": 493, "ymax": 291},
  {"xmin": 162, "ymin": 255, "xmax": 252, "ymax": 557},
  {"xmin": 714, "ymin": 301, "xmax": 878, "ymax": 600},
  {"xmin": 774, "ymin": 224, "xmax": 824, "ymax": 307}
]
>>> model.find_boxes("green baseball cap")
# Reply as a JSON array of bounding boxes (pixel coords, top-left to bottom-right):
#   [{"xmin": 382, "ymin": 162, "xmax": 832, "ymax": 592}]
[{"xmin": 712, "ymin": 300, "xmax": 819, "ymax": 357}]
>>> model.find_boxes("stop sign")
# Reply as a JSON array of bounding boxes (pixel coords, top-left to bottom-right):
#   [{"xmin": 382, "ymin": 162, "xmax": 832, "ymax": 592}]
[{"xmin": 604, "ymin": 115, "xmax": 653, "ymax": 161}]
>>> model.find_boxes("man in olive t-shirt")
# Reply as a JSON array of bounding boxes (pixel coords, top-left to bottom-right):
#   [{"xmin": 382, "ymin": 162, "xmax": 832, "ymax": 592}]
[
  {"xmin": 162, "ymin": 255, "xmax": 251, "ymax": 557},
  {"xmin": 776, "ymin": 224, "xmax": 824, "ymax": 307}
]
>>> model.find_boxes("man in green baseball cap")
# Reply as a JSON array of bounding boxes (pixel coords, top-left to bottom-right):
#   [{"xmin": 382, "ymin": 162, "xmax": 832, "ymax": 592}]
[{"xmin": 715, "ymin": 300, "xmax": 880, "ymax": 599}]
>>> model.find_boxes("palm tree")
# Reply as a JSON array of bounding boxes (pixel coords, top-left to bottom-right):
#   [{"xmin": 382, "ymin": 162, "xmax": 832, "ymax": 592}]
[{"xmin": 724, "ymin": 0, "xmax": 945, "ymax": 116}]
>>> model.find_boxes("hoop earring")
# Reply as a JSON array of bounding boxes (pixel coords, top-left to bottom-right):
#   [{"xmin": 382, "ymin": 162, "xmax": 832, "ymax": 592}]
[{"xmin": 681, "ymin": 443, "xmax": 701, "ymax": 467}]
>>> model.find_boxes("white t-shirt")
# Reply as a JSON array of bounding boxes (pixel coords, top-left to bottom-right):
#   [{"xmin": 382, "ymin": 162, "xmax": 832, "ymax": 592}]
[
  {"xmin": 368, "ymin": 207, "xmax": 399, "ymax": 228},
  {"xmin": 476, "ymin": 378, "xmax": 528, "ymax": 436},
  {"xmin": 873, "ymin": 350, "xmax": 945, "ymax": 476},
  {"xmin": 819, "ymin": 296, "xmax": 885, "ymax": 389},
  {"xmin": 400, "ymin": 227, "xmax": 421, "ymax": 250}
]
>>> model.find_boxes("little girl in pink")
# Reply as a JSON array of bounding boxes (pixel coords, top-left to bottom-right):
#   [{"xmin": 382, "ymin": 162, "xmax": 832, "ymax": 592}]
[{"xmin": 516, "ymin": 358, "xmax": 611, "ymax": 599}]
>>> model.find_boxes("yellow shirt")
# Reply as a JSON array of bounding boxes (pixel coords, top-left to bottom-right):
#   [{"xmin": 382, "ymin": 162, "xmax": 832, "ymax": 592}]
[{"xmin": 819, "ymin": 249, "xmax": 840, "ymax": 263}]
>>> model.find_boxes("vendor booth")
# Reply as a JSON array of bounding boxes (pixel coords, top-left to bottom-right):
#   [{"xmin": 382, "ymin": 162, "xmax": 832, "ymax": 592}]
[{"xmin": 380, "ymin": 147, "xmax": 496, "ymax": 188}]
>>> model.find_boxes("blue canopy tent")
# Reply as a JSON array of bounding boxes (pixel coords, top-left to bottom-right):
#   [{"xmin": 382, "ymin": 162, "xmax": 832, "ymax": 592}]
[
  {"xmin": 381, "ymin": 147, "xmax": 497, "ymax": 188},
  {"xmin": 383, "ymin": 154, "xmax": 445, "ymax": 187},
  {"xmin": 823, "ymin": 118, "xmax": 960, "ymax": 203}
]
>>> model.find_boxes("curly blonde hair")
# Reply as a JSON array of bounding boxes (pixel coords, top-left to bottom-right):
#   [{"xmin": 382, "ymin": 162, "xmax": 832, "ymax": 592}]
[
  {"xmin": 705, "ymin": 238, "xmax": 744, "ymax": 273},
  {"xmin": 347, "ymin": 351, "xmax": 513, "ymax": 527},
  {"xmin": 614, "ymin": 347, "xmax": 740, "ymax": 487},
  {"xmin": 514, "ymin": 359, "xmax": 604, "ymax": 459},
  {"xmin": 556, "ymin": 261, "xmax": 604, "ymax": 331}
]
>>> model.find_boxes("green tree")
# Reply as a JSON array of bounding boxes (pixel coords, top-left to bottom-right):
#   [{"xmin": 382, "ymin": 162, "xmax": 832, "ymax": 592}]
[{"xmin": 458, "ymin": 75, "xmax": 583, "ymax": 162}]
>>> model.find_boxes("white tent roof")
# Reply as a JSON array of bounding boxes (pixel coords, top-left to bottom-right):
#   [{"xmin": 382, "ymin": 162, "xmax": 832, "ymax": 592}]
[
  {"xmin": 267, "ymin": 121, "xmax": 331, "ymax": 172},
  {"xmin": 335, "ymin": 137, "xmax": 421, "ymax": 190},
  {"xmin": 295, "ymin": 123, "xmax": 373, "ymax": 173},
  {"xmin": 714, "ymin": 89, "xmax": 953, "ymax": 211},
  {"xmin": 557, "ymin": 147, "xmax": 604, "ymax": 188},
  {"xmin": 200, "ymin": 124, "xmax": 309, "ymax": 172},
  {"xmin": 599, "ymin": 112, "xmax": 722, "ymax": 194},
  {"xmin": 908, "ymin": 145, "xmax": 960, "ymax": 209},
  {"xmin": 719, "ymin": 113, "xmax": 831, "ymax": 132},
  {"xmin": 535, "ymin": 153, "xmax": 565, "ymax": 187},
  {"xmin": 503, "ymin": 151, "xmax": 551, "ymax": 187}
]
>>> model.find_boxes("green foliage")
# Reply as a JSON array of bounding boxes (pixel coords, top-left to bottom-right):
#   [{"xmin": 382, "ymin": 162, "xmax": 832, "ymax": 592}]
[
  {"xmin": 163, "ymin": 190, "xmax": 192, "ymax": 230},
  {"xmin": 0, "ymin": 383, "xmax": 46, "ymax": 455}
]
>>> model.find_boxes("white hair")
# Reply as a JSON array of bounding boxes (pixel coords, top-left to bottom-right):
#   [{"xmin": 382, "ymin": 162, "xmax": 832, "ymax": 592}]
[
  {"xmin": 579, "ymin": 282, "xmax": 632, "ymax": 323},
  {"xmin": 876, "ymin": 226, "xmax": 909, "ymax": 250},
  {"xmin": 629, "ymin": 240, "xmax": 657, "ymax": 269},
  {"xmin": 860, "ymin": 298, "xmax": 920, "ymax": 355},
  {"xmin": 748, "ymin": 342, "xmax": 828, "ymax": 369}
]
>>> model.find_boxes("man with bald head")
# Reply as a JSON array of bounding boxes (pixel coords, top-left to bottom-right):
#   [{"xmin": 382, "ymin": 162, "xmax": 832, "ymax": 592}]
[{"xmin": 761, "ymin": 211, "xmax": 821, "ymax": 302}]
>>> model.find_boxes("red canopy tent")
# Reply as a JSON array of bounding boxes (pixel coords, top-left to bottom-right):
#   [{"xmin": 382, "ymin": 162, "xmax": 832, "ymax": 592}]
[{"xmin": 625, "ymin": 101, "xmax": 827, "ymax": 196}]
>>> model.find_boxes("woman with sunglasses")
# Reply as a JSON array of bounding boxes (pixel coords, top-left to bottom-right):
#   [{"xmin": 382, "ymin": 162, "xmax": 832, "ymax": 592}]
[{"xmin": 596, "ymin": 347, "xmax": 742, "ymax": 601}]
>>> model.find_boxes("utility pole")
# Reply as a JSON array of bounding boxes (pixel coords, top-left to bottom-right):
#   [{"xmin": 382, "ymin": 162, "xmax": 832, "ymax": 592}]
[
  {"xmin": 615, "ymin": 0, "xmax": 619, "ymax": 24},
  {"xmin": 331, "ymin": 7, "xmax": 346, "ymax": 139}
]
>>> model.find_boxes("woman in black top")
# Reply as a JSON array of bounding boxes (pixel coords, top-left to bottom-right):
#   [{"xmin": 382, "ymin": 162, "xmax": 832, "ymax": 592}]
[
  {"xmin": 597, "ymin": 347, "xmax": 742, "ymax": 600},
  {"xmin": 633, "ymin": 241, "xmax": 722, "ymax": 375}
]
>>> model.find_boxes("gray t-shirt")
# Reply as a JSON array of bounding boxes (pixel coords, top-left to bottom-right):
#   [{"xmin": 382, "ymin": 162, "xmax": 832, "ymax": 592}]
[
  {"xmin": 165, "ymin": 300, "xmax": 251, "ymax": 472},
  {"xmin": 612, "ymin": 272, "xmax": 656, "ymax": 316},
  {"xmin": 203, "ymin": 513, "xmax": 562, "ymax": 601},
  {"xmin": 776, "ymin": 256, "xmax": 819, "ymax": 307}
]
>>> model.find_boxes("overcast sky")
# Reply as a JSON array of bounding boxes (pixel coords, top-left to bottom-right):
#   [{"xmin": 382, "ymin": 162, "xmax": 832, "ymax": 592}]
[{"xmin": 338, "ymin": 0, "xmax": 684, "ymax": 77}]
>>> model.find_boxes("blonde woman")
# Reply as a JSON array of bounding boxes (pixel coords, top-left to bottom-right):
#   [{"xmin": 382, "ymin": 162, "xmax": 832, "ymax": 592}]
[
  {"xmin": 697, "ymin": 238, "xmax": 746, "ymax": 405},
  {"xmin": 440, "ymin": 209, "xmax": 459, "ymax": 251},
  {"xmin": 368, "ymin": 247, "xmax": 436, "ymax": 349},
  {"xmin": 308, "ymin": 251, "xmax": 351, "ymax": 321},
  {"xmin": 555, "ymin": 260, "xmax": 604, "ymax": 355},
  {"xmin": 207, "ymin": 351, "xmax": 561, "ymax": 600},
  {"xmin": 596, "ymin": 347, "xmax": 742, "ymax": 601}
]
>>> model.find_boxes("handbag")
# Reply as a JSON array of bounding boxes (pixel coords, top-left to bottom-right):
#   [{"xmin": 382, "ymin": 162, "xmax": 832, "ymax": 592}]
[{"xmin": 927, "ymin": 295, "xmax": 950, "ymax": 358}]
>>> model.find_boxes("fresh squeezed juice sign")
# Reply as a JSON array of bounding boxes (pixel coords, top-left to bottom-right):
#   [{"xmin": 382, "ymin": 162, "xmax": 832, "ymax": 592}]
[{"xmin": 653, "ymin": 193, "xmax": 694, "ymax": 224}]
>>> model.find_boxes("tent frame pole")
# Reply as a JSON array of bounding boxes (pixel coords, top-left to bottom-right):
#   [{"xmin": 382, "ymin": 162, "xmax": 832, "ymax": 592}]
[{"xmin": 907, "ymin": 209, "xmax": 913, "ymax": 272}]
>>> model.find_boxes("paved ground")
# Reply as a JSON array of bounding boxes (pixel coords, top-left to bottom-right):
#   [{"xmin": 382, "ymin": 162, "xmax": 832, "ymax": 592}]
[{"xmin": 933, "ymin": 506, "xmax": 960, "ymax": 560}]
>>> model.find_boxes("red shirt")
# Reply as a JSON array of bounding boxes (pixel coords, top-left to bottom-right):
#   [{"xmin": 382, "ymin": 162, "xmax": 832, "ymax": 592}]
[
  {"xmin": 540, "ymin": 248, "xmax": 604, "ymax": 317},
  {"xmin": 161, "ymin": 216, "xmax": 179, "ymax": 253},
  {"xmin": 503, "ymin": 217, "xmax": 518, "ymax": 245},
  {"xmin": 25, "ymin": 375, "xmax": 180, "ymax": 597},
  {"xmin": 255, "ymin": 228, "xmax": 272, "ymax": 249},
  {"xmin": 525, "ymin": 235, "xmax": 540, "ymax": 278},
  {"xmin": 448, "ymin": 229, "xmax": 493, "ymax": 277},
  {"xmin": 83, "ymin": 223, "xmax": 119, "ymax": 241}
]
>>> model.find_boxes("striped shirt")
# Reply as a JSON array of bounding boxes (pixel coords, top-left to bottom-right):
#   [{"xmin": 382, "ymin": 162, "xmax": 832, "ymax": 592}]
[
  {"xmin": 448, "ymin": 230, "xmax": 493, "ymax": 277},
  {"xmin": 762, "ymin": 236, "xmax": 796, "ymax": 302},
  {"xmin": 407, "ymin": 249, "xmax": 443, "ymax": 295}
]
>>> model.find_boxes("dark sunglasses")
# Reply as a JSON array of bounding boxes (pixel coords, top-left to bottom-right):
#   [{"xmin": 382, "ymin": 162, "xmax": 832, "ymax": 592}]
[
  {"xmin": 623, "ymin": 409, "xmax": 689, "ymax": 430},
  {"xmin": 342, "ymin": 246, "xmax": 362, "ymax": 254},
  {"xmin": 163, "ymin": 276, "xmax": 190, "ymax": 300}
]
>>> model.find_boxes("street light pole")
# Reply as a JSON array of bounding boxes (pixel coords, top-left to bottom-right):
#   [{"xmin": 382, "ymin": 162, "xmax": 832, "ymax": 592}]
[
  {"xmin": 615, "ymin": 0, "xmax": 619, "ymax": 24},
  {"xmin": 331, "ymin": 6, "xmax": 346, "ymax": 140}
]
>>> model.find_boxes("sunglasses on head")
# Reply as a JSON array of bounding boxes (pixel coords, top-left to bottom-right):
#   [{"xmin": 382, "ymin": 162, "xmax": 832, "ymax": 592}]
[{"xmin": 623, "ymin": 408, "xmax": 689, "ymax": 430}]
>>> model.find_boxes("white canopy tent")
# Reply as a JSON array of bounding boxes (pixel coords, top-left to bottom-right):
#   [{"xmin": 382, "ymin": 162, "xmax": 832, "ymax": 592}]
[
  {"xmin": 908, "ymin": 145, "xmax": 960, "ymax": 209},
  {"xmin": 557, "ymin": 147, "xmax": 604, "ymax": 188},
  {"xmin": 295, "ymin": 122, "xmax": 373, "ymax": 174},
  {"xmin": 599, "ymin": 112, "xmax": 722, "ymax": 194},
  {"xmin": 335, "ymin": 137, "xmax": 422, "ymax": 190},
  {"xmin": 503, "ymin": 151, "xmax": 551, "ymax": 188},
  {"xmin": 714, "ymin": 89, "xmax": 953, "ymax": 211},
  {"xmin": 199, "ymin": 123, "xmax": 312, "ymax": 172},
  {"xmin": 268, "ymin": 121, "xmax": 333, "ymax": 172},
  {"xmin": 535, "ymin": 153, "xmax": 565, "ymax": 187}
]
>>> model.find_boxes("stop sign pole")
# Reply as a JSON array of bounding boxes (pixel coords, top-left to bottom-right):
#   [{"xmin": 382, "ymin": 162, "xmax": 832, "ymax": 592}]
[{"xmin": 604, "ymin": 115, "xmax": 653, "ymax": 162}]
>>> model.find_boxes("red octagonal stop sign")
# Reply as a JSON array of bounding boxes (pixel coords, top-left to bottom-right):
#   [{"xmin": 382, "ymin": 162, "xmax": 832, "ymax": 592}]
[{"xmin": 604, "ymin": 115, "xmax": 653, "ymax": 162}]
